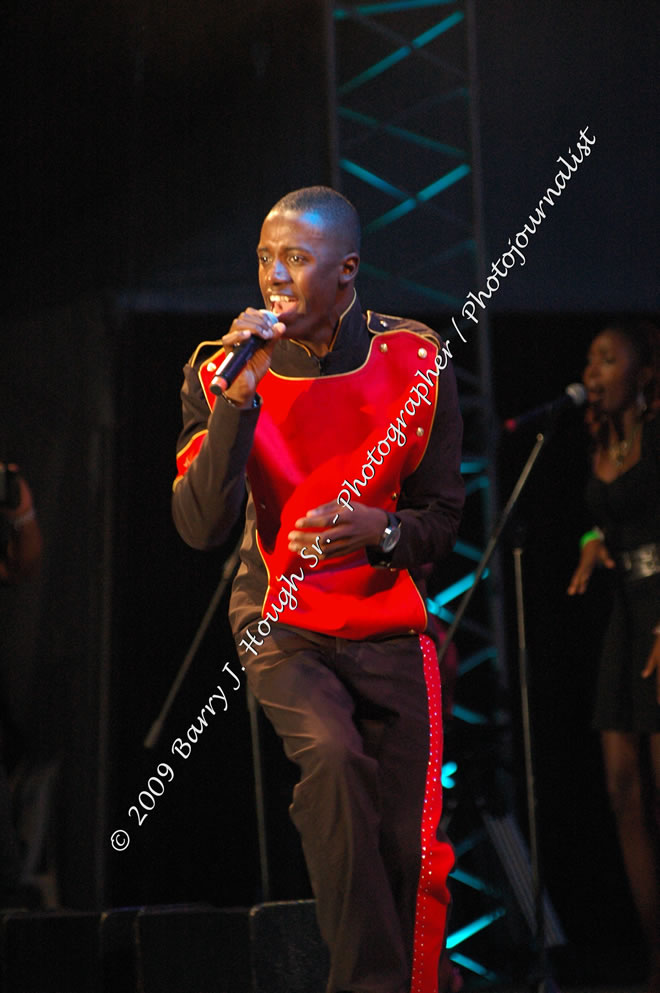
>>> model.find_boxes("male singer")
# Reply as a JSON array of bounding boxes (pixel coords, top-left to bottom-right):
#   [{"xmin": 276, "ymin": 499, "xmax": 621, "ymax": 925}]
[{"xmin": 172, "ymin": 186, "xmax": 464, "ymax": 993}]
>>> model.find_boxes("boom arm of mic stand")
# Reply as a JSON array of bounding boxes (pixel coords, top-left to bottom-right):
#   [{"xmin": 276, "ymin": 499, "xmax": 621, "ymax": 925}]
[
  {"xmin": 436, "ymin": 432, "xmax": 549, "ymax": 666},
  {"xmin": 143, "ymin": 540, "xmax": 242, "ymax": 749}
]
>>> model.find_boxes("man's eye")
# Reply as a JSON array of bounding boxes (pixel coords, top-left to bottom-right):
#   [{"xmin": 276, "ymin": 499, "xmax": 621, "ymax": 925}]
[
  {"xmin": 258, "ymin": 254, "xmax": 271, "ymax": 265},
  {"xmin": 289, "ymin": 254, "xmax": 305, "ymax": 264}
]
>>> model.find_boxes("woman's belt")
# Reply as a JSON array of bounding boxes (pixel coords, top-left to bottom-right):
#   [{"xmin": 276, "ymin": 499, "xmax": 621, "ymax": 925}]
[{"xmin": 617, "ymin": 541, "xmax": 660, "ymax": 581}]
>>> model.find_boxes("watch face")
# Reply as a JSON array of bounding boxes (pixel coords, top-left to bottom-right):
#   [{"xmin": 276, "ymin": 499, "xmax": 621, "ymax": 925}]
[
  {"xmin": 381, "ymin": 522, "xmax": 401, "ymax": 553},
  {"xmin": 381, "ymin": 530, "xmax": 398, "ymax": 553}
]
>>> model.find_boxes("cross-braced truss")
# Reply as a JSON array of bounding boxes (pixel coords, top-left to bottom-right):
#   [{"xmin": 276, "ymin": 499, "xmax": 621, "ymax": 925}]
[{"xmin": 332, "ymin": 2, "xmax": 516, "ymax": 981}]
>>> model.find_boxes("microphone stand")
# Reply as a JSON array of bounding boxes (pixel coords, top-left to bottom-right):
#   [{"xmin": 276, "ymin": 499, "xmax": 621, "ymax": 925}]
[
  {"xmin": 513, "ymin": 529, "xmax": 560, "ymax": 993},
  {"xmin": 437, "ymin": 430, "xmax": 546, "ymax": 667},
  {"xmin": 144, "ymin": 537, "xmax": 272, "ymax": 901},
  {"xmin": 144, "ymin": 540, "xmax": 241, "ymax": 750},
  {"xmin": 437, "ymin": 427, "xmax": 562, "ymax": 993}
]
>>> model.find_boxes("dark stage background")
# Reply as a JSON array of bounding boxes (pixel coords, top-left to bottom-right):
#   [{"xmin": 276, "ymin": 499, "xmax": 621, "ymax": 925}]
[{"xmin": 2, "ymin": 0, "xmax": 658, "ymax": 977}]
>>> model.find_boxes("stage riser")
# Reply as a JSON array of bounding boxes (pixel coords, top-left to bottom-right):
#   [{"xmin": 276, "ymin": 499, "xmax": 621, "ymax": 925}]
[{"xmin": 0, "ymin": 901, "xmax": 328, "ymax": 993}]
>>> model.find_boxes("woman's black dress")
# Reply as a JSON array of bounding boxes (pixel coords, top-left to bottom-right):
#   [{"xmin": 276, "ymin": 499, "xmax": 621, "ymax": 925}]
[{"xmin": 586, "ymin": 415, "xmax": 660, "ymax": 732}]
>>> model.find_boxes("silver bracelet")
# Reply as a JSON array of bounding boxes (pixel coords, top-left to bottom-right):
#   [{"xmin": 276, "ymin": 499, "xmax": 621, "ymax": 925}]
[{"xmin": 10, "ymin": 507, "xmax": 36, "ymax": 529}]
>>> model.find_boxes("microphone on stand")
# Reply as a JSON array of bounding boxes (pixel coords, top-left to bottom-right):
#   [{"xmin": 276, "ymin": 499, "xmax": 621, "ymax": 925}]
[
  {"xmin": 210, "ymin": 311, "xmax": 279, "ymax": 396},
  {"xmin": 504, "ymin": 382, "xmax": 587, "ymax": 433}
]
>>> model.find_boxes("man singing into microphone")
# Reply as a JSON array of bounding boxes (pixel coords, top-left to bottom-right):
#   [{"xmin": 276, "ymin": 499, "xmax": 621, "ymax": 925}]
[{"xmin": 172, "ymin": 186, "xmax": 464, "ymax": 993}]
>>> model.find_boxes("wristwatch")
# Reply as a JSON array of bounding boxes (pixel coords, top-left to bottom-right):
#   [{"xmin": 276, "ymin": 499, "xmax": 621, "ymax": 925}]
[
  {"xmin": 366, "ymin": 512, "xmax": 402, "ymax": 567},
  {"xmin": 379, "ymin": 512, "xmax": 401, "ymax": 554}
]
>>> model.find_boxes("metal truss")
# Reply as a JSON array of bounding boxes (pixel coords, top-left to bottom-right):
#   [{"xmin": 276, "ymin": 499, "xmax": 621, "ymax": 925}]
[
  {"xmin": 331, "ymin": 0, "xmax": 475, "ymax": 314},
  {"xmin": 332, "ymin": 2, "xmax": 514, "ymax": 982}
]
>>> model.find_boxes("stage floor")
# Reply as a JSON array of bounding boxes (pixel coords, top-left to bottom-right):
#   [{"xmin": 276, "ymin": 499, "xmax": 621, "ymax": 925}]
[
  {"xmin": 488, "ymin": 986, "xmax": 644, "ymax": 993},
  {"xmin": 477, "ymin": 982, "xmax": 645, "ymax": 993}
]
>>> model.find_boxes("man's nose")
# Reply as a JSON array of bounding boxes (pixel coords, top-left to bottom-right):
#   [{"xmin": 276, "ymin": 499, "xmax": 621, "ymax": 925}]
[{"xmin": 269, "ymin": 259, "xmax": 290, "ymax": 283}]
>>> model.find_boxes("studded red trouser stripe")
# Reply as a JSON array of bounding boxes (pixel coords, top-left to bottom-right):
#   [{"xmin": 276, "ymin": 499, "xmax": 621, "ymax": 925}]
[{"xmin": 410, "ymin": 634, "xmax": 454, "ymax": 993}]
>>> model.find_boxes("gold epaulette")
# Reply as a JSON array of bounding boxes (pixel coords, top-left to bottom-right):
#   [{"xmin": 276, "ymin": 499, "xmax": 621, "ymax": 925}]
[
  {"xmin": 188, "ymin": 339, "xmax": 225, "ymax": 369},
  {"xmin": 365, "ymin": 311, "xmax": 442, "ymax": 347}
]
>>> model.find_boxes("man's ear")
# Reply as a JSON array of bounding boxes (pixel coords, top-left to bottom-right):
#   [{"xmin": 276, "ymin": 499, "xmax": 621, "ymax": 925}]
[{"xmin": 339, "ymin": 252, "xmax": 360, "ymax": 286}]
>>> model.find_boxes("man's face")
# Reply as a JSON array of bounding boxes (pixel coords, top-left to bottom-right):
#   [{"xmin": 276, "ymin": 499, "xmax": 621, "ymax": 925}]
[{"xmin": 257, "ymin": 209, "xmax": 357, "ymax": 346}]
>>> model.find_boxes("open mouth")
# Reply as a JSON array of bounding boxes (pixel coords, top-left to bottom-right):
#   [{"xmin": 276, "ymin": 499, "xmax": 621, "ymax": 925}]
[{"xmin": 269, "ymin": 294, "xmax": 298, "ymax": 318}]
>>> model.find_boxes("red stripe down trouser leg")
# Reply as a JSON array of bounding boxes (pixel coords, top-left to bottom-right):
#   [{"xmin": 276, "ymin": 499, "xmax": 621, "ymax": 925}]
[
  {"xmin": 410, "ymin": 633, "xmax": 454, "ymax": 993},
  {"xmin": 240, "ymin": 626, "xmax": 454, "ymax": 993}
]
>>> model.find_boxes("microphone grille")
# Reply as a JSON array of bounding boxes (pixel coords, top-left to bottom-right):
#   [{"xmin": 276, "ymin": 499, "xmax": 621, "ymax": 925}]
[{"xmin": 565, "ymin": 382, "xmax": 587, "ymax": 407}]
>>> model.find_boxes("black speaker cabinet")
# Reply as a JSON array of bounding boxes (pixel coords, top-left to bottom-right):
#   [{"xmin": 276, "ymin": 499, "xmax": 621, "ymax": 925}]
[
  {"xmin": 1, "ymin": 909, "xmax": 101, "ymax": 993},
  {"xmin": 135, "ymin": 900, "xmax": 328, "ymax": 993},
  {"xmin": 1, "ymin": 900, "xmax": 328, "ymax": 993}
]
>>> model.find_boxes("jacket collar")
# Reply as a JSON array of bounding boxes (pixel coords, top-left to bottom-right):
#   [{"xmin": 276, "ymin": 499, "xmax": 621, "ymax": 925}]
[{"xmin": 271, "ymin": 292, "xmax": 369, "ymax": 377}]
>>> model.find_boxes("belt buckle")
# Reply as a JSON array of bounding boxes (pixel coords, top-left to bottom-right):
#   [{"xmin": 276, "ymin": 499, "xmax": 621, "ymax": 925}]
[{"xmin": 637, "ymin": 544, "xmax": 660, "ymax": 578}]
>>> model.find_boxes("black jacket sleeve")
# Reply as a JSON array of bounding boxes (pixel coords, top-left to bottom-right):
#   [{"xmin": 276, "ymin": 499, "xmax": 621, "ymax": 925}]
[{"xmin": 171, "ymin": 362, "xmax": 259, "ymax": 550}]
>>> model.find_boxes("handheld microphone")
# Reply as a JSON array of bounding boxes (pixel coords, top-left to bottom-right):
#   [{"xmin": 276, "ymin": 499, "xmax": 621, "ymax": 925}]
[
  {"xmin": 210, "ymin": 311, "xmax": 278, "ymax": 396},
  {"xmin": 504, "ymin": 382, "xmax": 587, "ymax": 433}
]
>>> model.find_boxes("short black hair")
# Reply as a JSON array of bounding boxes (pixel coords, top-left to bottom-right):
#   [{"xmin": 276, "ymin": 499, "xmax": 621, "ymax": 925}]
[{"xmin": 269, "ymin": 186, "xmax": 361, "ymax": 253}]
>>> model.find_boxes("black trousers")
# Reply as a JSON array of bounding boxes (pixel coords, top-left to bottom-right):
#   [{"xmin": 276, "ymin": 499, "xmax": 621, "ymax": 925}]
[{"xmin": 240, "ymin": 624, "xmax": 453, "ymax": 993}]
